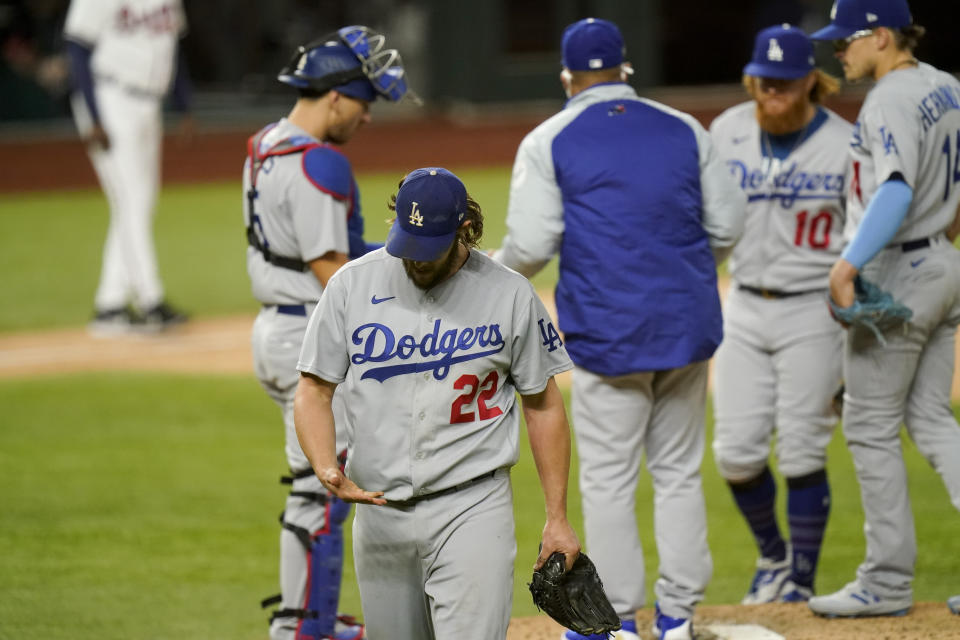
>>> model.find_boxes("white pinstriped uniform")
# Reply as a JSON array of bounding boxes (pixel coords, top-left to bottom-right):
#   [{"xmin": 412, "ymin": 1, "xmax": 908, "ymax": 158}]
[{"xmin": 65, "ymin": 0, "xmax": 185, "ymax": 311}]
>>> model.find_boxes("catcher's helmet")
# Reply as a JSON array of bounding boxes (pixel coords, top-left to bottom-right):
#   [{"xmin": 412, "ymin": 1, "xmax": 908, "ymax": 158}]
[{"xmin": 278, "ymin": 26, "xmax": 419, "ymax": 103}]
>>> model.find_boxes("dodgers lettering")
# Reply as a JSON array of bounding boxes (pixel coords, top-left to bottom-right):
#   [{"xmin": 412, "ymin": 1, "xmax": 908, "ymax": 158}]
[
  {"xmin": 351, "ymin": 319, "xmax": 505, "ymax": 382},
  {"xmin": 727, "ymin": 160, "xmax": 844, "ymax": 208},
  {"xmin": 918, "ymin": 84, "xmax": 960, "ymax": 133}
]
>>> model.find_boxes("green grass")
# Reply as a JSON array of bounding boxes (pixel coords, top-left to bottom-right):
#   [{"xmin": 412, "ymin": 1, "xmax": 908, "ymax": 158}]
[
  {"xmin": 0, "ymin": 168, "xmax": 557, "ymax": 332},
  {"xmin": 1, "ymin": 373, "xmax": 958, "ymax": 639}
]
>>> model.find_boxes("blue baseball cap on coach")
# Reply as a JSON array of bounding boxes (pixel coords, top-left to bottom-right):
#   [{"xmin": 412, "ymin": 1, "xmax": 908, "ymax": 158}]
[
  {"xmin": 744, "ymin": 24, "xmax": 815, "ymax": 79},
  {"xmin": 810, "ymin": 0, "xmax": 912, "ymax": 41},
  {"xmin": 561, "ymin": 18, "xmax": 625, "ymax": 71},
  {"xmin": 386, "ymin": 168, "xmax": 467, "ymax": 262}
]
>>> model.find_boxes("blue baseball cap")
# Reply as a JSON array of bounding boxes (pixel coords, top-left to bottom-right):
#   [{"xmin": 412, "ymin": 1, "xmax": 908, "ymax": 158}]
[
  {"xmin": 810, "ymin": 0, "xmax": 912, "ymax": 41},
  {"xmin": 386, "ymin": 168, "xmax": 467, "ymax": 262},
  {"xmin": 561, "ymin": 18, "xmax": 625, "ymax": 71},
  {"xmin": 744, "ymin": 24, "xmax": 815, "ymax": 79}
]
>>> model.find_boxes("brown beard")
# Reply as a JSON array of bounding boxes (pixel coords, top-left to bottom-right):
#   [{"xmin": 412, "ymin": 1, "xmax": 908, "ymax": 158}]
[
  {"xmin": 755, "ymin": 97, "xmax": 810, "ymax": 135},
  {"xmin": 402, "ymin": 241, "xmax": 465, "ymax": 290}
]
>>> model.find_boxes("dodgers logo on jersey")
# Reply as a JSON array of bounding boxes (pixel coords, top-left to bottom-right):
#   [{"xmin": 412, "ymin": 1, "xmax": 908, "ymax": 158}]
[
  {"xmin": 350, "ymin": 319, "xmax": 505, "ymax": 382},
  {"xmin": 879, "ymin": 126, "xmax": 899, "ymax": 156},
  {"xmin": 726, "ymin": 159, "xmax": 845, "ymax": 208}
]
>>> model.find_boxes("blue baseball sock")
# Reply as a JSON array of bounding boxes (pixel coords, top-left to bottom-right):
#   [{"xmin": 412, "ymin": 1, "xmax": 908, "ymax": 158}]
[
  {"xmin": 729, "ymin": 466, "xmax": 786, "ymax": 561},
  {"xmin": 787, "ymin": 470, "xmax": 830, "ymax": 589}
]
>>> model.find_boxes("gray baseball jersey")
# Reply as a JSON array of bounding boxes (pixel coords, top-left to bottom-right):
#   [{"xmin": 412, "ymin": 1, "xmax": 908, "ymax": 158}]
[
  {"xmin": 845, "ymin": 63, "xmax": 960, "ymax": 243},
  {"xmin": 297, "ymin": 248, "xmax": 573, "ymax": 501},
  {"xmin": 709, "ymin": 103, "xmax": 850, "ymax": 484},
  {"xmin": 242, "ymin": 118, "xmax": 351, "ymax": 305},
  {"xmin": 711, "ymin": 103, "xmax": 852, "ymax": 291},
  {"xmin": 837, "ymin": 62, "xmax": 960, "ymax": 601}
]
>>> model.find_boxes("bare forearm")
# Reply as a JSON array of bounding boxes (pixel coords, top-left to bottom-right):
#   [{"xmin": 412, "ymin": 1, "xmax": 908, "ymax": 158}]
[
  {"xmin": 293, "ymin": 373, "xmax": 340, "ymax": 474},
  {"xmin": 522, "ymin": 379, "xmax": 571, "ymax": 521}
]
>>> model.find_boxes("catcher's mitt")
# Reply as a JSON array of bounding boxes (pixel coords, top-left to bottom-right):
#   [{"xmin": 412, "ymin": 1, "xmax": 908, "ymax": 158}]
[
  {"xmin": 828, "ymin": 275, "xmax": 912, "ymax": 346},
  {"xmin": 529, "ymin": 551, "xmax": 620, "ymax": 637}
]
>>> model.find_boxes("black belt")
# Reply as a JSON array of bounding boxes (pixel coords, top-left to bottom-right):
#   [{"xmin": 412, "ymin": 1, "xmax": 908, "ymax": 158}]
[
  {"xmin": 900, "ymin": 238, "xmax": 930, "ymax": 252},
  {"xmin": 264, "ymin": 304, "xmax": 308, "ymax": 316},
  {"xmin": 388, "ymin": 470, "xmax": 498, "ymax": 507},
  {"xmin": 739, "ymin": 285, "xmax": 821, "ymax": 299}
]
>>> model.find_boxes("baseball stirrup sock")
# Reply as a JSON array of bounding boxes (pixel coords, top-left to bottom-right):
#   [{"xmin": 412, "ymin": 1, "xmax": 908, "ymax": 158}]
[
  {"xmin": 787, "ymin": 470, "xmax": 830, "ymax": 589},
  {"xmin": 730, "ymin": 467, "xmax": 786, "ymax": 561}
]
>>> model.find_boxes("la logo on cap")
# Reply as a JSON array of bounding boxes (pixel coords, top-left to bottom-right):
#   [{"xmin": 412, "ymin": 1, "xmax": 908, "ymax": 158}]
[
  {"xmin": 409, "ymin": 202, "xmax": 424, "ymax": 227},
  {"xmin": 767, "ymin": 38, "xmax": 784, "ymax": 61}
]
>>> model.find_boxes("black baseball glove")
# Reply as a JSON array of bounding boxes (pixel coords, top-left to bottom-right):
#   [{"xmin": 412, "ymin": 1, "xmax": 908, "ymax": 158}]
[
  {"xmin": 529, "ymin": 551, "xmax": 620, "ymax": 637},
  {"xmin": 828, "ymin": 275, "xmax": 912, "ymax": 346}
]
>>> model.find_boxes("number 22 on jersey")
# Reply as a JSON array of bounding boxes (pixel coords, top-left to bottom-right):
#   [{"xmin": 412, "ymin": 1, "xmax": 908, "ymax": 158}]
[{"xmin": 451, "ymin": 371, "xmax": 503, "ymax": 424}]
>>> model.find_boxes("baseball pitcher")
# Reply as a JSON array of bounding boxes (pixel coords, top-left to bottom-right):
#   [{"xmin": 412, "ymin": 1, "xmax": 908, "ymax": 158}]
[
  {"xmin": 294, "ymin": 168, "xmax": 581, "ymax": 640},
  {"xmin": 64, "ymin": 0, "xmax": 191, "ymax": 334},
  {"xmin": 808, "ymin": 0, "xmax": 960, "ymax": 618}
]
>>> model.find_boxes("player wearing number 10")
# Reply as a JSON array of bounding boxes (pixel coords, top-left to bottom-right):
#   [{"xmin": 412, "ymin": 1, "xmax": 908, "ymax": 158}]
[
  {"xmin": 805, "ymin": 0, "xmax": 960, "ymax": 618},
  {"xmin": 294, "ymin": 168, "xmax": 581, "ymax": 640},
  {"xmin": 708, "ymin": 25, "xmax": 851, "ymax": 605}
]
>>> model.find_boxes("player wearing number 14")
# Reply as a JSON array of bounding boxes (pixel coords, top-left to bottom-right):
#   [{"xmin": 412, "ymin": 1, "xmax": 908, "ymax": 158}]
[
  {"xmin": 709, "ymin": 24, "xmax": 851, "ymax": 604},
  {"xmin": 806, "ymin": 0, "xmax": 960, "ymax": 618}
]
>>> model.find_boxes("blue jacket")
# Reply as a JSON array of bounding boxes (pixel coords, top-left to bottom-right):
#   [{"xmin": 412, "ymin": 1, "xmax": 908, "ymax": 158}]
[{"xmin": 495, "ymin": 83, "xmax": 745, "ymax": 375}]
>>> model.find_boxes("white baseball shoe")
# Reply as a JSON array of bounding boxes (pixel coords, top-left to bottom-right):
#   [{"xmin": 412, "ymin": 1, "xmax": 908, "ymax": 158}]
[
  {"xmin": 948, "ymin": 595, "xmax": 960, "ymax": 615},
  {"xmin": 807, "ymin": 581, "xmax": 912, "ymax": 617},
  {"xmin": 741, "ymin": 554, "xmax": 791, "ymax": 604},
  {"xmin": 778, "ymin": 579, "xmax": 813, "ymax": 603},
  {"xmin": 651, "ymin": 603, "xmax": 692, "ymax": 640}
]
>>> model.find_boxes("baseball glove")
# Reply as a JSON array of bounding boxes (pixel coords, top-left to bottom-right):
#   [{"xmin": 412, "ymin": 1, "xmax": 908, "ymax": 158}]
[
  {"xmin": 529, "ymin": 551, "xmax": 620, "ymax": 637},
  {"xmin": 828, "ymin": 275, "xmax": 912, "ymax": 346}
]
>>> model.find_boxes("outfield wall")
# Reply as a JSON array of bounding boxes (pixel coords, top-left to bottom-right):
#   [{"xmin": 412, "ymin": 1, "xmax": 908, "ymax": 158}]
[{"xmin": 0, "ymin": 85, "xmax": 867, "ymax": 194}]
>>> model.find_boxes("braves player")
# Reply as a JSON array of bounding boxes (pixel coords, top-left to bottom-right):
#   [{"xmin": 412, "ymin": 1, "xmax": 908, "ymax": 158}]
[
  {"xmin": 64, "ymin": 0, "xmax": 191, "ymax": 334},
  {"xmin": 709, "ymin": 25, "xmax": 850, "ymax": 604},
  {"xmin": 294, "ymin": 167, "xmax": 581, "ymax": 640},
  {"xmin": 493, "ymin": 18, "xmax": 745, "ymax": 640},
  {"xmin": 806, "ymin": 0, "xmax": 960, "ymax": 617},
  {"xmin": 243, "ymin": 27, "xmax": 417, "ymax": 640}
]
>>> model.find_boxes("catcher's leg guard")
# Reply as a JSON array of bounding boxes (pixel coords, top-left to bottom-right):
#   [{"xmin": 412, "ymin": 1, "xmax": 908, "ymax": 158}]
[{"xmin": 263, "ymin": 470, "xmax": 359, "ymax": 640}]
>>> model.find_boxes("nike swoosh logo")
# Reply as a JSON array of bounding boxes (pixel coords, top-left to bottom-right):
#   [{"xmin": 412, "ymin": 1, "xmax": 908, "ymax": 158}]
[
  {"xmin": 910, "ymin": 258, "xmax": 926, "ymax": 268},
  {"xmin": 371, "ymin": 295, "xmax": 396, "ymax": 304},
  {"xmin": 732, "ymin": 136, "xmax": 749, "ymax": 145}
]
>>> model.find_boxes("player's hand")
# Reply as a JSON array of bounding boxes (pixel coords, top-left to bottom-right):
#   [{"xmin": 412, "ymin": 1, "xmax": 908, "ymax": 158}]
[
  {"xmin": 828, "ymin": 258, "xmax": 858, "ymax": 326},
  {"xmin": 318, "ymin": 466, "xmax": 386, "ymax": 505},
  {"xmin": 84, "ymin": 124, "xmax": 110, "ymax": 151},
  {"xmin": 536, "ymin": 518, "xmax": 581, "ymax": 571}
]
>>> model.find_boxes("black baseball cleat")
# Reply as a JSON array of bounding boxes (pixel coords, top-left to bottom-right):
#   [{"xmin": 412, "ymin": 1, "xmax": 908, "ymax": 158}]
[
  {"xmin": 87, "ymin": 307, "xmax": 144, "ymax": 337},
  {"xmin": 141, "ymin": 301, "xmax": 189, "ymax": 331}
]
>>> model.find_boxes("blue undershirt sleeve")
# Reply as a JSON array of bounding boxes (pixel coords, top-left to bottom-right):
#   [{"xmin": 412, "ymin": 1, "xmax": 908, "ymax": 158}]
[
  {"xmin": 65, "ymin": 40, "xmax": 100, "ymax": 124},
  {"xmin": 840, "ymin": 177, "xmax": 913, "ymax": 269},
  {"xmin": 169, "ymin": 46, "xmax": 192, "ymax": 112}
]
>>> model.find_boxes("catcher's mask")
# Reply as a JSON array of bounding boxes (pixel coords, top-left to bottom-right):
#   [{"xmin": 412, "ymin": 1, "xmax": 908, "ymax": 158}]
[{"xmin": 278, "ymin": 25, "xmax": 420, "ymax": 104}]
